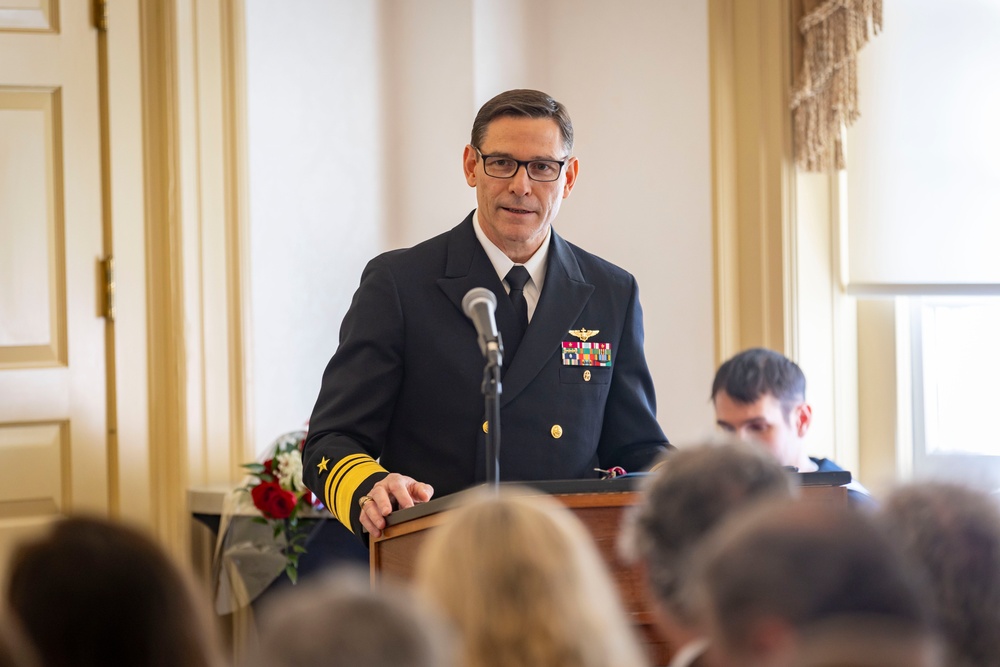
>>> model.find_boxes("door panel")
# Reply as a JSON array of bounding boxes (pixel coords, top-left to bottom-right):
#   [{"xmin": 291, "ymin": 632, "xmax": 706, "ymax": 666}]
[
  {"xmin": 0, "ymin": 0, "xmax": 109, "ymax": 577},
  {"xmin": 0, "ymin": 89, "xmax": 66, "ymax": 367},
  {"xmin": 0, "ymin": 0, "xmax": 58, "ymax": 33}
]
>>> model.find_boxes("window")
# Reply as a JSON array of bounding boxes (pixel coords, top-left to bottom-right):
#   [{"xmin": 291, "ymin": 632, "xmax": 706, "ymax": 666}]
[
  {"xmin": 907, "ymin": 297, "xmax": 1000, "ymax": 489},
  {"xmin": 846, "ymin": 1, "xmax": 1000, "ymax": 491}
]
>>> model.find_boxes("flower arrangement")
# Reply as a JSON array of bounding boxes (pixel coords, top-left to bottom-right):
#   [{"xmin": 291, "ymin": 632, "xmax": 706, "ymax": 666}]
[{"xmin": 240, "ymin": 429, "xmax": 319, "ymax": 583}]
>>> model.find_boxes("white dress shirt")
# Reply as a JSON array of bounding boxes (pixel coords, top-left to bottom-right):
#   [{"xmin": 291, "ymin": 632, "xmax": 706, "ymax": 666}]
[{"xmin": 473, "ymin": 211, "xmax": 551, "ymax": 323}]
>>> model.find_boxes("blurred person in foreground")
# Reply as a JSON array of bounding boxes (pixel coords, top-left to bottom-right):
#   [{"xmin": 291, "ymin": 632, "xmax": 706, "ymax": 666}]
[
  {"xmin": 691, "ymin": 500, "xmax": 940, "ymax": 667},
  {"xmin": 246, "ymin": 566, "xmax": 455, "ymax": 667},
  {"xmin": 0, "ymin": 620, "xmax": 39, "ymax": 667},
  {"xmin": 415, "ymin": 486, "xmax": 649, "ymax": 667},
  {"xmin": 619, "ymin": 439, "xmax": 797, "ymax": 667},
  {"xmin": 711, "ymin": 347, "xmax": 872, "ymax": 505},
  {"xmin": 6, "ymin": 516, "xmax": 226, "ymax": 667},
  {"xmin": 880, "ymin": 482, "xmax": 1000, "ymax": 667}
]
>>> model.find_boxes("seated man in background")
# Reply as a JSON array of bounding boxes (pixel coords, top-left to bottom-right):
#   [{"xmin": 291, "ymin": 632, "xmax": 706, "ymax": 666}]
[
  {"xmin": 691, "ymin": 501, "xmax": 941, "ymax": 667},
  {"xmin": 711, "ymin": 347, "xmax": 872, "ymax": 504},
  {"xmin": 619, "ymin": 439, "xmax": 796, "ymax": 667},
  {"xmin": 879, "ymin": 482, "xmax": 1000, "ymax": 667}
]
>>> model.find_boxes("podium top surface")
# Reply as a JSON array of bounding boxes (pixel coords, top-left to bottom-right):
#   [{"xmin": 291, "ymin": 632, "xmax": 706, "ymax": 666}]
[{"xmin": 384, "ymin": 470, "xmax": 850, "ymax": 527}]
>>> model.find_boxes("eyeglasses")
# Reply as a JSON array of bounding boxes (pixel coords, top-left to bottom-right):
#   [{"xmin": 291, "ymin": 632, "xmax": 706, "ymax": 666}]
[{"xmin": 474, "ymin": 147, "xmax": 568, "ymax": 182}]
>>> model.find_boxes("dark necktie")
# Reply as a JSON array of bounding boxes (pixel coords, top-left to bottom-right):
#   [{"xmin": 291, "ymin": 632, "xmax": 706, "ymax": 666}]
[{"xmin": 504, "ymin": 265, "xmax": 531, "ymax": 362}]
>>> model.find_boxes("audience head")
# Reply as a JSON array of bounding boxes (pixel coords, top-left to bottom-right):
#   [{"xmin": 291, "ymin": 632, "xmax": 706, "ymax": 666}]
[
  {"xmin": 880, "ymin": 482, "xmax": 1000, "ymax": 667},
  {"xmin": 6, "ymin": 515, "xmax": 224, "ymax": 667},
  {"xmin": 692, "ymin": 500, "xmax": 934, "ymax": 667},
  {"xmin": 415, "ymin": 486, "xmax": 649, "ymax": 667},
  {"xmin": 711, "ymin": 348, "xmax": 812, "ymax": 468},
  {"xmin": 620, "ymin": 439, "xmax": 796, "ymax": 628},
  {"xmin": 790, "ymin": 617, "xmax": 943, "ymax": 667},
  {"xmin": 0, "ymin": 620, "xmax": 39, "ymax": 667},
  {"xmin": 247, "ymin": 566, "xmax": 454, "ymax": 667}
]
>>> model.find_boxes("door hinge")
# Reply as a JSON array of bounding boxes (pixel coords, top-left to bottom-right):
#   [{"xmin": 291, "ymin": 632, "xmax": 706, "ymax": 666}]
[
  {"xmin": 94, "ymin": 0, "xmax": 108, "ymax": 32},
  {"xmin": 101, "ymin": 255, "xmax": 116, "ymax": 322}
]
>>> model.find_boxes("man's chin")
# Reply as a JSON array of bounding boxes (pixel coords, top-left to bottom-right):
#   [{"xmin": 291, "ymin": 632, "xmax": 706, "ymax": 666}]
[{"xmin": 501, "ymin": 224, "xmax": 547, "ymax": 244}]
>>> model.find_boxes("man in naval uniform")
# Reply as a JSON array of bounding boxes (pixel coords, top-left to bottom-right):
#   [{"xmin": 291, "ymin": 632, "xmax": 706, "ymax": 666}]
[{"xmin": 303, "ymin": 89, "xmax": 670, "ymax": 542}]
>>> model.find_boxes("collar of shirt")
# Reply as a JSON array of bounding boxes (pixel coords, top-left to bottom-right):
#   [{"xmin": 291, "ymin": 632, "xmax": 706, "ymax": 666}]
[{"xmin": 472, "ymin": 210, "xmax": 550, "ymax": 322}]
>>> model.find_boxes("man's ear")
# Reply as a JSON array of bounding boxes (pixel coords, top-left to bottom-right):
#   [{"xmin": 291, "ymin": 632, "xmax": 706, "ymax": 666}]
[
  {"xmin": 562, "ymin": 156, "xmax": 579, "ymax": 198},
  {"xmin": 794, "ymin": 402, "xmax": 813, "ymax": 438},
  {"xmin": 463, "ymin": 144, "xmax": 478, "ymax": 187}
]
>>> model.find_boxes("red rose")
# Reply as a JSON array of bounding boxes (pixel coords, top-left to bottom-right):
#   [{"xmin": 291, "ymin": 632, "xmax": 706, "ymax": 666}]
[{"xmin": 251, "ymin": 481, "xmax": 296, "ymax": 520}]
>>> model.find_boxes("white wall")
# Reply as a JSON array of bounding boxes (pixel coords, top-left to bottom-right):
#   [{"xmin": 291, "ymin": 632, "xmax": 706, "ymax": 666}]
[
  {"xmin": 246, "ymin": 0, "xmax": 714, "ymax": 452},
  {"xmin": 245, "ymin": 0, "xmax": 386, "ymax": 450}
]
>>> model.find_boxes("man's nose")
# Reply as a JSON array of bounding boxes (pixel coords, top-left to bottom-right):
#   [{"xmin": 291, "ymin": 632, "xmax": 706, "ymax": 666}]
[{"xmin": 508, "ymin": 164, "xmax": 532, "ymax": 195}]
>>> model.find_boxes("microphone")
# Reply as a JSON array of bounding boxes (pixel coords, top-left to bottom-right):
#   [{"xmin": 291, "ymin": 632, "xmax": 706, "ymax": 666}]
[{"xmin": 462, "ymin": 287, "xmax": 503, "ymax": 363}]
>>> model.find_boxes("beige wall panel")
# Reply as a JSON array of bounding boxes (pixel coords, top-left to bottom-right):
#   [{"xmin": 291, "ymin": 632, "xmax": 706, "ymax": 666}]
[
  {"xmin": 857, "ymin": 299, "xmax": 902, "ymax": 496},
  {"xmin": 0, "ymin": 89, "xmax": 66, "ymax": 367},
  {"xmin": 0, "ymin": 0, "xmax": 58, "ymax": 32}
]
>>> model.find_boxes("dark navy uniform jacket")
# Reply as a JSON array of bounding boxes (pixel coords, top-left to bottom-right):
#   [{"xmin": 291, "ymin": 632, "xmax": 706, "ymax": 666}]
[{"xmin": 303, "ymin": 213, "xmax": 669, "ymax": 538}]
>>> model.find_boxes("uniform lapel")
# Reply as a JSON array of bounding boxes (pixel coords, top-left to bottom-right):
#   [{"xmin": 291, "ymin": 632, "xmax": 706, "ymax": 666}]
[
  {"xmin": 500, "ymin": 230, "xmax": 594, "ymax": 407},
  {"xmin": 436, "ymin": 213, "xmax": 520, "ymax": 349},
  {"xmin": 436, "ymin": 217, "xmax": 595, "ymax": 405}
]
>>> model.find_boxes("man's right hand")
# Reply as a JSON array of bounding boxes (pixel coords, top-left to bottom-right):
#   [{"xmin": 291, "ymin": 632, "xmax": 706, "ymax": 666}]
[{"xmin": 358, "ymin": 473, "xmax": 434, "ymax": 539}]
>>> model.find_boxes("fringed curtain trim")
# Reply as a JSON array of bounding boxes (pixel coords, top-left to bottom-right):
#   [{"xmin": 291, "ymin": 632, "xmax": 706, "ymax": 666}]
[{"xmin": 791, "ymin": 0, "xmax": 883, "ymax": 172}]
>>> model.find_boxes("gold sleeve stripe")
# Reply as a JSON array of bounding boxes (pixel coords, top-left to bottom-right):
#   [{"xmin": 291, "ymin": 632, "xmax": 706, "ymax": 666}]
[
  {"xmin": 324, "ymin": 454, "xmax": 368, "ymax": 519},
  {"xmin": 334, "ymin": 459, "xmax": 387, "ymax": 530},
  {"xmin": 323, "ymin": 453, "xmax": 388, "ymax": 533}
]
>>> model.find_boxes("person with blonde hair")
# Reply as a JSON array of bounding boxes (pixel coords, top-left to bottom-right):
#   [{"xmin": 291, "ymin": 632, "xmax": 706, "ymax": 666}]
[{"xmin": 415, "ymin": 486, "xmax": 650, "ymax": 667}]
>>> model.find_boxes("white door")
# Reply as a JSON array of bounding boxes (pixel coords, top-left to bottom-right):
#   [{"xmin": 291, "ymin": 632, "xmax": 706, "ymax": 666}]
[{"xmin": 0, "ymin": 0, "xmax": 110, "ymax": 575}]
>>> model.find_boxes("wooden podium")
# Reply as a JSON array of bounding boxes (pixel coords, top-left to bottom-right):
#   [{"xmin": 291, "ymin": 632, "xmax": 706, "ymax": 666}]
[{"xmin": 370, "ymin": 475, "xmax": 848, "ymax": 666}]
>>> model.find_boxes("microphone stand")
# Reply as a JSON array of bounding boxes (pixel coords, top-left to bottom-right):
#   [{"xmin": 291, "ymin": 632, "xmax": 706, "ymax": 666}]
[{"xmin": 481, "ymin": 335, "xmax": 503, "ymax": 489}]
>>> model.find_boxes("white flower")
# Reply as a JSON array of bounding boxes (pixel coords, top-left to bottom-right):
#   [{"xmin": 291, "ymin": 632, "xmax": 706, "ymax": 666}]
[{"xmin": 276, "ymin": 449, "xmax": 305, "ymax": 493}]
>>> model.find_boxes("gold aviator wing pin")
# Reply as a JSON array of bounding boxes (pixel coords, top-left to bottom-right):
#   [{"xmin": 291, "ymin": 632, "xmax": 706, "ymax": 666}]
[{"xmin": 569, "ymin": 328, "xmax": 599, "ymax": 342}]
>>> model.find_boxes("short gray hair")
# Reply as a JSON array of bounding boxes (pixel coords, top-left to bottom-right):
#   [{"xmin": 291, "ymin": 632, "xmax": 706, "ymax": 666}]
[
  {"xmin": 693, "ymin": 501, "xmax": 933, "ymax": 657},
  {"xmin": 619, "ymin": 438, "xmax": 796, "ymax": 621},
  {"xmin": 880, "ymin": 483, "xmax": 1000, "ymax": 667},
  {"xmin": 249, "ymin": 566, "xmax": 455, "ymax": 667}
]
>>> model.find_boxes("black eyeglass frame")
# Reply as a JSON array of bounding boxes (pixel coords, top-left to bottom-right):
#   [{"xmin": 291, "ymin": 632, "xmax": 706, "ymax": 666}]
[{"xmin": 473, "ymin": 146, "xmax": 569, "ymax": 183}]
